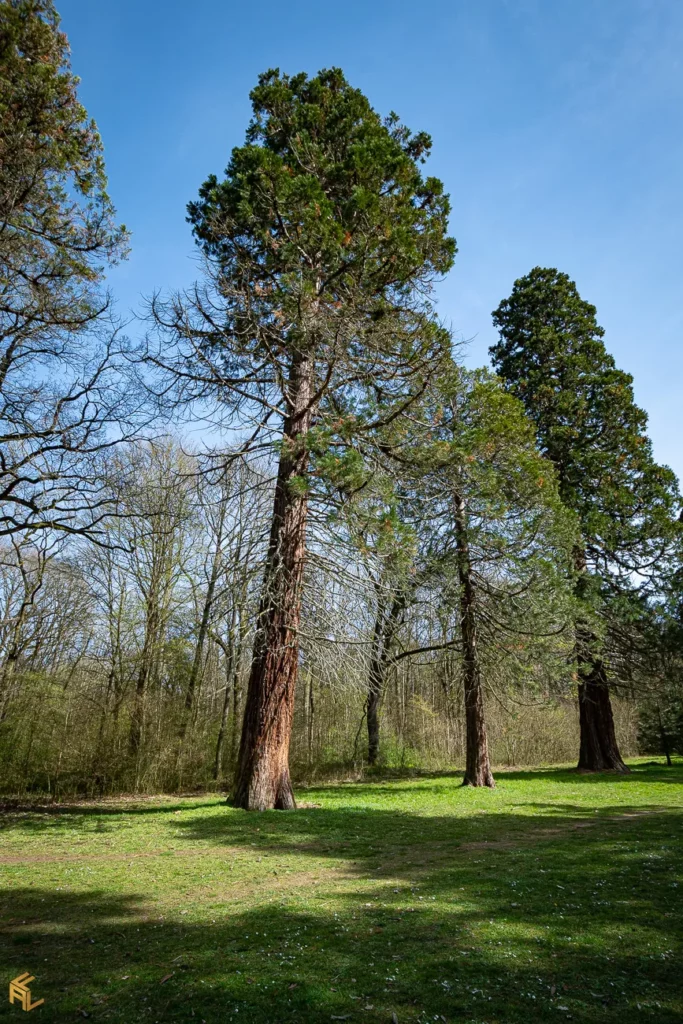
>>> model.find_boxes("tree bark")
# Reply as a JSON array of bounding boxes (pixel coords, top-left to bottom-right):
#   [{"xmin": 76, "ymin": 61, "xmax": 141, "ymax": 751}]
[
  {"xmin": 212, "ymin": 623, "xmax": 236, "ymax": 781},
  {"xmin": 366, "ymin": 591, "xmax": 404, "ymax": 766},
  {"xmin": 0, "ymin": 544, "xmax": 47, "ymax": 721},
  {"xmin": 454, "ymin": 491, "xmax": 495, "ymax": 788},
  {"xmin": 577, "ymin": 662, "xmax": 629, "ymax": 771},
  {"xmin": 574, "ymin": 547, "xmax": 628, "ymax": 773},
  {"xmin": 657, "ymin": 707, "xmax": 673, "ymax": 767},
  {"xmin": 576, "ymin": 647, "xmax": 628, "ymax": 771},
  {"xmin": 129, "ymin": 591, "xmax": 163, "ymax": 757},
  {"xmin": 179, "ymin": 499, "xmax": 227, "ymax": 746},
  {"xmin": 232, "ymin": 354, "xmax": 313, "ymax": 810}
]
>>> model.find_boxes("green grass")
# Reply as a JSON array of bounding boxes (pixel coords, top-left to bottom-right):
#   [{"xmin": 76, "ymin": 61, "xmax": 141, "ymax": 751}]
[{"xmin": 1, "ymin": 759, "xmax": 682, "ymax": 1023}]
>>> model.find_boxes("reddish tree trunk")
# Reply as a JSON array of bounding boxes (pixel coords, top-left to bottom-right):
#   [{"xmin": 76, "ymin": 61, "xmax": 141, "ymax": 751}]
[
  {"xmin": 454, "ymin": 492, "xmax": 495, "ymax": 788},
  {"xmin": 574, "ymin": 548, "xmax": 628, "ymax": 773},
  {"xmin": 576, "ymin": 647, "xmax": 628, "ymax": 772},
  {"xmin": 232, "ymin": 355, "xmax": 313, "ymax": 810}
]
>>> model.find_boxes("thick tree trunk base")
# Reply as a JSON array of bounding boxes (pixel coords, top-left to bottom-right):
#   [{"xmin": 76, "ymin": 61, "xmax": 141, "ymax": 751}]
[
  {"xmin": 462, "ymin": 766, "xmax": 496, "ymax": 788},
  {"xmin": 577, "ymin": 672, "xmax": 629, "ymax": 773},
  {"xmin": 231, "ymin": 755, "xmax": 296, "ymax": 811},
  {"xmin": 462, "ymin": 681, "xmax": 495, "ymax": 788}
]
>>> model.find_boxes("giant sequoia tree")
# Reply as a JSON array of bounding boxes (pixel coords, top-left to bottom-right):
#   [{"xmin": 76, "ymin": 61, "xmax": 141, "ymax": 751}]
[
  {"xmin": 148, "ymin": 68, "xmax": 455, "ymax": 809},
  {"xmin": 491, "ymin": 268, "xmax": 680, "ymax": 772}
]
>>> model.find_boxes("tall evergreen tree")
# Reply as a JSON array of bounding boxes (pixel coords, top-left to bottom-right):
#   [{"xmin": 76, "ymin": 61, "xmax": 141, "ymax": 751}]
[
  {"xmin": 148, "ymin": 68, "xmax": 455, "ymax": 809},
  {"xmin": 414, "ymin": 366, "xmax": 575, "ymax": 786},
  {"xmin": 491, "ymin": 267, "xmax": 681, "ymax": 771},
  {"xmin": 351, "ymin": 363, "xmax": 576, "ymax": 783}
]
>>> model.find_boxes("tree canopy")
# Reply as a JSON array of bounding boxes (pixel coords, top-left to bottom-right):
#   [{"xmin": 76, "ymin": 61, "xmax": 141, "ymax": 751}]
[
  {"xmin": 490, "ymin": 267, "xmax": 680, "ymax": 589},
  {"xmin": 0, "ymin": 0, "xmax": 134, "ymax": 541}
]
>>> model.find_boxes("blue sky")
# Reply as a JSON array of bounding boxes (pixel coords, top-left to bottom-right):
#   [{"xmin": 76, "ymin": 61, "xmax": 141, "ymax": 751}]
[{"xmin": 59, "ymin": 0, "xmax": 683, "ymax": 480}]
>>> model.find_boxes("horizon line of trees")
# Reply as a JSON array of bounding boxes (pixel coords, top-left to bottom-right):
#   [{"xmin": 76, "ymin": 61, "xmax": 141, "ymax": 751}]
[{"xmin": 1, "ymin": 0, "xmax": 682, "ymax": 805}]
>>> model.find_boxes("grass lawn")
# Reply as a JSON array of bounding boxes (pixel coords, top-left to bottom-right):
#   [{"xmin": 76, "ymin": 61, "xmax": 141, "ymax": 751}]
[{"xmin": 0, "ymin": 760, "xmax": 681, "ymax": 1023}]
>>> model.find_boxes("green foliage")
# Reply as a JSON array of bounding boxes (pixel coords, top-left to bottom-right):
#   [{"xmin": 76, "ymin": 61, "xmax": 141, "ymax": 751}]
[
  {"xmin": 432, "ymin": 365, "xmax": 576, "ymax": 535},
  {"xmin": 0, "ymin": 0, "xmax": 128, "ymax": 317},
  {"xmin": 188, "ymin": 67, "xmax": 455, "ymax": 312},
  {"xmin": 171, "ymin": 67, "xmax": 455, "ymax": 482},
  {"xmin": 638, "ymin": 689, "xmax": 683, "ymax": 756},
  {"xmin": 490, "ymin": 267, "xmax": 681, "ymax": 587},
  {"xmin": 400, "ymin": 365, "xmax": 578, "ymax": 673},
  {"xmin": 334, "ymin": 363, "xmax": 579, "ymax": 710},
  {"xmin": 635, "ymin": 588, "xmax": 683, "ymax": 756}
]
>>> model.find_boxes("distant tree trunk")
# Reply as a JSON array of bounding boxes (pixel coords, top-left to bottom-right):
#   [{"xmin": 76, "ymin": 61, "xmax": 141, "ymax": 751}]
[
  {"xmin": 213, "ymin": 620, "xmax": 236, "ymax": 781},
  {"xmin": 437, "ymin": 651, "xmax": 457, "ymax": 760},
  {"xmin": 366, "ymin": 591, "xmax": 404, "ymax": 766},
  {"xmin": 657, "ymin": 707, "xmax": 673, "ymax": 767},
  {"xmin": 454, "ymin": 491, "xmax": 495, "ymax": 788},
  {"xmin": 232, "ymin": 354, "xmax": 313, "ymax": 810},
  {"xmin": 0, "ymin": 544, "xmax": 47, "ymax": 721},
  {"xmin": 230, "ymin": 653, "xmax": 241, "ymax": 762},
  {"xmin": 179, "ymin": 500, "xmax": 227, "ymax": 744},
  {"xmin": 229, "ymin": 604, "xmax": 247, "ymax": 765},
  {"xmin": 129, "ymin": 645, "xmax": 148, "ymax": 756},
  {"xmin": 92, "ymin": 665, "xmax": 117, "ymax": 783},
  {"xmin": 366, "ymin": 598, "xmax": 386, "ymax": 768},
  {"xmin": 129, "ymin": 603, "xmax": 159, "ymax": 756},
  {"xmin": 304, "ymin": 667, "xmax": 315, "ymax": 765},
  {"xmin": 574, "ymin": 548, "xmax": 628, "ymax": 773}
]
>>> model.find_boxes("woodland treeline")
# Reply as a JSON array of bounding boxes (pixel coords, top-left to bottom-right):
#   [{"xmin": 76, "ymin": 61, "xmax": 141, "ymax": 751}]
[{"xmin": 1, "ymin": 0, "xmax": 682, "ymax": 805}]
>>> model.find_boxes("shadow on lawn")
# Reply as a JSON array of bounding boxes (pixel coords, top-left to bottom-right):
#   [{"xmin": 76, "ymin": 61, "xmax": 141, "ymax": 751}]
[
  {"xmin": 1, "ymin": 762, "xmax": 678, "ymax": 822},
  {"xmin": 302, "ymin": 761, "xmax": 682, "ymax": 798},
  {"xmin": 2, "ymin": 761, "xmax": 681, "ymax": 844},
  {"xmin": 173, "ymin": 803, "xmax": 677, "ymax": 866},
  {"xmin": 0, "ymin": 800, "xmax": 226, "ymax": 840},
  {"xmin": 498, "ymin": 763, "xmax": 682, "ymax": 786},
  {"xmin": 0, "ymin": 799, "xmax": 223, "ymax": 817},
  {"xmin": 1, "ymin": 802, "xmax": 682, "ymax": 1023}
]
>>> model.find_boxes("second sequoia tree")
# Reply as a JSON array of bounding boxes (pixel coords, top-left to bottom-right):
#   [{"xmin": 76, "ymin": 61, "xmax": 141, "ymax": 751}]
[{"xmin": 491, "ymin": 268, "xmax": 680, "ymax": 771}]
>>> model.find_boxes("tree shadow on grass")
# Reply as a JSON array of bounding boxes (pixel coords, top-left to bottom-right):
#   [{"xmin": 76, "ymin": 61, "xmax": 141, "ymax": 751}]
[
  {"xmin": 169, "ymin": 798, "xmax": 679, "ymax": 867},
  {"xmin": 497, "ymin": 762, "xmax": 683, "ymax": 786},
  {"xmin": 298, "ymin": 761, "xmax": 683, "ymax": 800},
  {"xmin": 0, "ymin": 800, "xmax": 226, "ymax": 842},
  {"xmin": 0, "ymin": 798, "xmax": 224, "ymax": 817},
  {"xmin": 0, "ymin": 803, "xmax": 682, "ymax": 1023}
]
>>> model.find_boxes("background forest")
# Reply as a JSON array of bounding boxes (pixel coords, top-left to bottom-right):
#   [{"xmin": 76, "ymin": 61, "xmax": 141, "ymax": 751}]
[{"xmin": 1, "ymin": 0, "xmax": 682, "ymax": 802}]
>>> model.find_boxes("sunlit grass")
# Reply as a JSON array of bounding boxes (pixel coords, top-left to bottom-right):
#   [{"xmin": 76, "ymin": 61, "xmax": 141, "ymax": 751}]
[{"xmin": 1, "ymin": 759, "xmax": 681, "ymax": 1022}]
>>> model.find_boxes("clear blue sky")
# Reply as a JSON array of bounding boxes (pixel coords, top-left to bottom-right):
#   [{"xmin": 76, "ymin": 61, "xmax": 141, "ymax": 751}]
[{"xmin": 58, "ymin": 0, "xmax": 683, "ymax": 480}]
